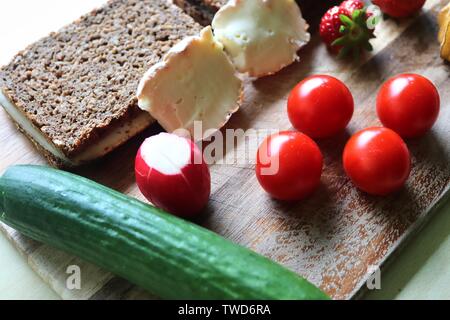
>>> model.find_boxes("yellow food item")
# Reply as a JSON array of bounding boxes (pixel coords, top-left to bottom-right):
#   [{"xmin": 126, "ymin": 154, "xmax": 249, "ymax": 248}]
[{"xmin": 438, "ymin": 3, "xmax": 450, "ymax": 61}]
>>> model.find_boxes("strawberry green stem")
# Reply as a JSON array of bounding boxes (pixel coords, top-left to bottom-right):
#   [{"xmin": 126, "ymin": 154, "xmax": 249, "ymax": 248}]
[{"xmin": 331, "ymin": 8, "xmax": 375, "ymax": 59}]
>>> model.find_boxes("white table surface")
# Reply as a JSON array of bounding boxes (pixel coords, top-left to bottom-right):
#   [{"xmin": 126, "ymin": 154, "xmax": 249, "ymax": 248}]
[{"xmin": 0, "ymin": 0, "xmax": 449, "ymax": 300}]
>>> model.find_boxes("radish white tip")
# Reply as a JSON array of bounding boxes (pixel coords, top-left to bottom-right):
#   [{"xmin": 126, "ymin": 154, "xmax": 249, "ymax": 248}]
[{"xmin": 140, "ymin": 133, "xmax": 191, "ymax": 175}]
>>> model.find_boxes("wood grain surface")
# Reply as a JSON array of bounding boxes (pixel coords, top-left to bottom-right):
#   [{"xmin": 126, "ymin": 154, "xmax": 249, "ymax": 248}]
[{"xmin": 0, "ymin": 0, "xmax": 449, "ymax": 300}]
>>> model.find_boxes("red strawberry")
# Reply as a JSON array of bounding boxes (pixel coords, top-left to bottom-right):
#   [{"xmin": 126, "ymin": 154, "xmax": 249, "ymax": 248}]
[
  {"xmin": 341, "ymin": 0, "xmax": 374, "ymax": 21},
  {"xmin": 340, "ymin": 0, "xmax": 364, "ymax": 15},
  {"xmin": 372, "ymin": 0, "xmax": 426, "ymax": 18},
  {"xmin": 320, "ymin": 6, "xmax": 348, "ymax": 54},
  {"xmin": 319, "ymin": 1, "xmax": 375, "ymax": 58}
]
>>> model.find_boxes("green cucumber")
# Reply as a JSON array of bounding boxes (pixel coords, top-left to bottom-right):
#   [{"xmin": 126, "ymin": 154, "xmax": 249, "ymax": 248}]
[{"xmin": 0, "ymin": 165, "xmax": 328, "ymax": 300}]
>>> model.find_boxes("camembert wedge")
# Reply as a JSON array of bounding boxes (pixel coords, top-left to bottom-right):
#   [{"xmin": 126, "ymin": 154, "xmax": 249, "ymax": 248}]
[
  {"xmin": 212, "ymin": 0, "xmax": 310, "ymax": 78},
  {"xmin": 137, "ymin": 27, "xmax": 242, "ymax": 140}
]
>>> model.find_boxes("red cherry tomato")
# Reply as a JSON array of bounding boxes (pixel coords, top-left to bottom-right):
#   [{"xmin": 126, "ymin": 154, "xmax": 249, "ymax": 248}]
[
  {"xmin": 287, "ymin": 75, "xmax": 354, "ymax": 138},
  {"xmin": 372, "ymin": 0, "xmax": 425, "ymax": 18},
  {"xmin": 256, "ymin": 131, "xmax": 323, "ymax": 201},
  {"xmin": 377, "ymin": 74, "xmax": 440, "ymax": 138},
  {"xmin": 343, "ymin": 127, "xmax": 411, "ymax": 196}
]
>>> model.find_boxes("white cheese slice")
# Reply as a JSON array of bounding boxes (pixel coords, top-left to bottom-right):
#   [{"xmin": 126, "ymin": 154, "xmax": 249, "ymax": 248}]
[
  {"xmin": 212, "ymin": 0, "xmax": 310, "ymax": 78},
  {"xmin": 0, "ymin": 90, "xmax": 154, "ymax": 165},
  {"xmin": 137, "ymin": 26, "xmax": 242, "ymax": 140}
]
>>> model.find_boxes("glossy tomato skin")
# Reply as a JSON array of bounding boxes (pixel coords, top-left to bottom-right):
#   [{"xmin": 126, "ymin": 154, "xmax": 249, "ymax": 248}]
[
  {"xmin": 287, "ymin": 75, "xmax": 354, "ymax": 139},
  {"xmin": 256, "ymin": 131, "xmax": 323, "ymax": 201},
  {"xmin": 372, "ymin": 0, "xmax": 426, "ymax": 18},
  {"xmin": 377, "ymin": 74, "xmax": 440, "ymax": 138},
  {"xmin": 343, "ymin": 127, "xmax": 411, "ymax": 196}
]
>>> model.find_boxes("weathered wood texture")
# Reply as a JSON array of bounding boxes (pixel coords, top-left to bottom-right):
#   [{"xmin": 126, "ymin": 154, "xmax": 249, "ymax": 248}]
[{"xmin": 0, "ymin": 0, "xmax": 449, "ymax": 300}]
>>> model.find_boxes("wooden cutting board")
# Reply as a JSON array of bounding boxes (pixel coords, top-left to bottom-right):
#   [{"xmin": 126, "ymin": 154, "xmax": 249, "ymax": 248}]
[{"xmin": 0, "ymin": 0, "xmax": 449, "ymax": 300}]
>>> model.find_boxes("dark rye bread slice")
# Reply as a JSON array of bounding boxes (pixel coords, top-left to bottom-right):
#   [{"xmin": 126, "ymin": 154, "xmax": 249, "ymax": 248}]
[
  {"xmin": 173, "ymin": 0, "xmax": 225, "ymax": 25},
  {"xmin": 0, "ymin": 0, "xmax": 202, "ymax": 167}
]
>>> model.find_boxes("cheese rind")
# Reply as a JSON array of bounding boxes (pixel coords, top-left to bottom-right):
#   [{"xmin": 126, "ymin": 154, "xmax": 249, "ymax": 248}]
[
  {"xmin": 212, "ymin": 0, "xmax": 310, "ymax": 78},
  {"xmin": 137, "ymin": 27, "xmax": 242, "ymax": 140}
]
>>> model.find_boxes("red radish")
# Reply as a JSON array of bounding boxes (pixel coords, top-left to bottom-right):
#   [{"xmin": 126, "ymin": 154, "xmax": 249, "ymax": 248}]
[{"xmin": 135, "ymin": 132, "xmax": 211, "ymax": 217}]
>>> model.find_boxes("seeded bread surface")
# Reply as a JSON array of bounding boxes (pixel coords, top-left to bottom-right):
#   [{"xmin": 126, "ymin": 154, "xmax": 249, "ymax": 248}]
[
  {"xmin": 203, "ymin": 0, "xmax": 227, "ymax": 9},
  {"xmin": 173, "ymin": 0, "xmax": 225, "ymax": 25},
  {"xmin": 0, "ymin": 0, "xmax": 202, "ymax": 161}
]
